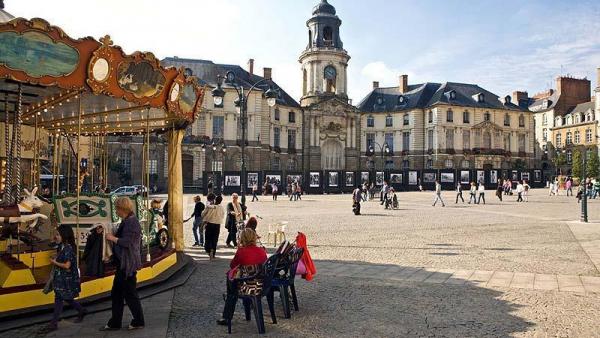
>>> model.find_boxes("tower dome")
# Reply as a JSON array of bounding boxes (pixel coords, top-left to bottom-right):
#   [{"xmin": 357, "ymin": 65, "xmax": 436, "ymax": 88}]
[{"xmin": 312, "ymin": 0, "xmax": 336, "ymax": 16}]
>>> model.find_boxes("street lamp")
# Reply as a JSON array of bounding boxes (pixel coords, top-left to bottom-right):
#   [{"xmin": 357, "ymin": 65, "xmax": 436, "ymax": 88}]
[
  {"xmin": 367, "ymin": 141, "xmax": 392, "ymax": 182},
  {"xmin": 211, "ymin": 71, "xmax": 277, "ymax": 206},
  {"xmin": 202, "ymin": 142, "xmax": 226, "ymax": 194},
  {"xmin": 581, "ymin": 148, "xmax": 589, "ymax": 223}
]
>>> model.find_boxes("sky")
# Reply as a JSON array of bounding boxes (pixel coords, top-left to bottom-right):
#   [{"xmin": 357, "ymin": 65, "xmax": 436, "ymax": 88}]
[{"xmin": 5, "ymin": 0, "xmax": 600, "ymax": 103}]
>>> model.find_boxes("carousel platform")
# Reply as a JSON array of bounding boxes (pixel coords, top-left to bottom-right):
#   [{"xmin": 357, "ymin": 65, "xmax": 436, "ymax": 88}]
[{"xmin": 0, "ymin": 244, "xmax": 191, "ymax": 323}]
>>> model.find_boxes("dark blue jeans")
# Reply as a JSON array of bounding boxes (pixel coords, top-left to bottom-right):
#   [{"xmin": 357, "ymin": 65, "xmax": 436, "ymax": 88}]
[
  {"xmin": 52, "ymin": 295, "xmax": 84, "ymax": 325},
  {"xmin": 192, "ymin": 217, "xmax": 203, "ymax": 245}
]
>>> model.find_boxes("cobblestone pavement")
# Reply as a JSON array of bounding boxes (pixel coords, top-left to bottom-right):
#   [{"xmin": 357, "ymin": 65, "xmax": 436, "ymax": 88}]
[
  {"xmin": 164, "ymin": 189, "xmax": 600, "ymax": 337},
  {"xmin": 5, "ymin": 189, "xmax": 600, "ymax": 337}
]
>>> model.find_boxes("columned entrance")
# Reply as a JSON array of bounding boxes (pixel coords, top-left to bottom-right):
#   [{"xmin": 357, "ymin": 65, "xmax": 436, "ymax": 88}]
[{"xmin": 321, "ymin": 138, "xmax": 344, "ymax": 170}]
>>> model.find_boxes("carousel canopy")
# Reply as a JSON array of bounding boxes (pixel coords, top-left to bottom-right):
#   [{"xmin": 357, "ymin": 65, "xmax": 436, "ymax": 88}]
[{"xmin": 0, "ymin": 18, "xmax": 205, "ymax": 136}]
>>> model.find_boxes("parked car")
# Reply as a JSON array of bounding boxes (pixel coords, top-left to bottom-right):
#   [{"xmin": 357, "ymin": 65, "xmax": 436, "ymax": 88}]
[
  {"xmin": 134, "ymin": 185, "xmax": 149, "ymax": 197},
  {"xmin": 112, "ymin": 186, "xmax": 138, "ymax": 196}
]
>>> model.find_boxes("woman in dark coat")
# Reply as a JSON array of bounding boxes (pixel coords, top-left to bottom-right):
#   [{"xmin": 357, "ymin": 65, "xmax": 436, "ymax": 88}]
[
  {"xmin": 82, "ymin": 225, "xmax": 105, "ymax": 277},
  {"xmin": 225, "ymin": 193, "xmax": 245, "ymax": 248},
  {"xmin": 103, "ymin": 197, "xmax": 145, "ymax": 331}
]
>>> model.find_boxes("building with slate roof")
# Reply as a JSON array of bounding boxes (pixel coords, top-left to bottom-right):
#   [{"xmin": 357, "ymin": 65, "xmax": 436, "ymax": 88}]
[
  {"xmin": 0, "ymin": 1, "xmax": 14, "ymax": 23},
  {"xmin": 529, "ymin": 76, "xmax": 591, "ymax": 171},
  {"xmin": 546, "ymin": 69, "xmax": 600, "ymax": 175},
  {"xmin": 357, "ymin": 76, "xmax": 534, "ymax": 171}
]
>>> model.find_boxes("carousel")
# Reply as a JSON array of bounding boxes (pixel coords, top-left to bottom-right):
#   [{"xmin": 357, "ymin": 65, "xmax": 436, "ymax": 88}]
[{"xmin": 0, "ymin": 15, "xmax": 204, "ymax": 318}]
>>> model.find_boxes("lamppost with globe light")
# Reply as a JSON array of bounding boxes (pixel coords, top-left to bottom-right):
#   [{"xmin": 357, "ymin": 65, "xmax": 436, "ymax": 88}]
[
  {"xmin": 211, "ymin": 71, "xmax": 277, "ymax": 206},
  {"xmin": 366, "ymin": 141, "xmax": 392, "ymax": 184},
  {"xmin": 201, "ymin": 142, "xmax": 226, "ymax": 193}
]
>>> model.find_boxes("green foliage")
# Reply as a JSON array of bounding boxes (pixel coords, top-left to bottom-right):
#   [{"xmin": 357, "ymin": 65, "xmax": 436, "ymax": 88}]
[
  {"xmin": 108, "ymin": 158, "xmax": 131, "ymax": 186},
  {"xmin": 572, "ymin": 149, "xmax": 583, "ymax": 179},
  {"xmin": 512, "ymin": 159, "xmax": 527, "ymax": 171},
  {"xmin": 553, "ymin": 152, "xmax": 567, "ymax": 167},
  {"xmin": 587, "ymin": 150, "xmax": 600, "ymax": 179}
]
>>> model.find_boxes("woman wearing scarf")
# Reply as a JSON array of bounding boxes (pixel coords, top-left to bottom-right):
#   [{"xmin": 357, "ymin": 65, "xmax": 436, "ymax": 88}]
[{"xmin": 225, "ymin": 193, "xmax": 245, "ymax": 248}]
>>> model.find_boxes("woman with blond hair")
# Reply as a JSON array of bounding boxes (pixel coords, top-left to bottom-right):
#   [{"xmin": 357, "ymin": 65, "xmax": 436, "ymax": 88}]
[
  {"xmin": 217, "ymin": 228, "xmax": 267, "ymax": 326},
  {"xmin": 103, "ymin": 197, "xmax": 145, "ymax": 331}
]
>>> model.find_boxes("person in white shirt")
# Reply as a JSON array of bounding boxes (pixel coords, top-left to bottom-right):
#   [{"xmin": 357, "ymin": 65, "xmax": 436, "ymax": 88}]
[
  {"xmin": 477, "ymin": 183, "xmax": 486, "ymax": 204},
  {"xmin": 432, "ymin": 180, "xmax": 445, "ymax": 207},
  {"xmin": 522, "ymin": 180, "xmax": 530, "ymax": 202},
  {"xmin": 455, "ymin": 183, "xmax": 464, "ymax": 203},
  {"xmin": 516, "ymin": 182, "xmax": 524, "ymax": 202}
]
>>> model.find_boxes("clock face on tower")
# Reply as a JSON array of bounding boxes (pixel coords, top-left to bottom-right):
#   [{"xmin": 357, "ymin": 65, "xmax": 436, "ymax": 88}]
[{"xmin": 324, "ymin": 66, "xmax": 337, "ymax": 80}]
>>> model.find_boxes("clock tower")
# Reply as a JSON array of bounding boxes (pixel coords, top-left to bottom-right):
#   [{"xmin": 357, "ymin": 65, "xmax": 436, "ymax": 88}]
[{"xmin": 299, "ymin": 0, "xmax": 350, "ymax": 107}]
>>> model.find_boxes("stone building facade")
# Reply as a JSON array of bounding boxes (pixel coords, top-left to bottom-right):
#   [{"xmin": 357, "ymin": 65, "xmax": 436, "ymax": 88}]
[{"xmin": 357, "ymin": 79, "xmax": 535, "ymax": 171}]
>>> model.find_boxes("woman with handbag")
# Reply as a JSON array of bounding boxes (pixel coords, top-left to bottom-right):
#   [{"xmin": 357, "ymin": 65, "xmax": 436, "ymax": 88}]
[{"xmin": 40, "ymin": 225, "xmax": 86, "ymax": 333}]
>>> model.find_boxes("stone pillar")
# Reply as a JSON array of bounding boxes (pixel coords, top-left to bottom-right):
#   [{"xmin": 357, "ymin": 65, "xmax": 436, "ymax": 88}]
[{"xmin": 167, "ymin": 129, "xmax": 185, "ymax": 252}]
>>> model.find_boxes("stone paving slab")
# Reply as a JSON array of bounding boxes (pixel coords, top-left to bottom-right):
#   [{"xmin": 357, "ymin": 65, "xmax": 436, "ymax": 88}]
[
  {"xmin": 557, "ymin": 275, "xmax": 586, "ymax": 293},
  {"xmin": 533, "ymin": 274, "xmax": 559, "ymax": 291},
  {"xmin": 510, "ymin": 272, "xmax": 536, "ymax": 289},
  {"xmin": 318, "ymin": 262, "xmax": 600, "ymax": 295}
]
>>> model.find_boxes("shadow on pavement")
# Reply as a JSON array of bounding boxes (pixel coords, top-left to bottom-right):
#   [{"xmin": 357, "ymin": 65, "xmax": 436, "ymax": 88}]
[{"xmin": 167, "ymin": 256, "xmax": 534, "ymax": 337}]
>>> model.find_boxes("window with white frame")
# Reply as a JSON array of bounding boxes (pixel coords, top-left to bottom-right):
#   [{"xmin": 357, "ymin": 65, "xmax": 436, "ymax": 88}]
[
  {"xmin": 386, "ymin": 115, "xmax": 393, "ymax": 127},
  {"xmin": 385, "ymin": 133, "xmax": 394, "ymax": 151},
  {"xmin": 574, "ymin": 130, "xmax": 580, "ymax": 144},
  {"xmin": 586, "ymin": 129, "xmax": 593, "ymax": 143},
  {"xmin": 403, "ymin": 114, "xmax": 409, "ymax": 126},
  {"xmin": 566, "ymin": 132, "xmax": 572, "ymax": 145},
  {"xmin": 366, "ymin": 133, "xmax": 375, "ymax": 149},
  {"xmin": 288, "ymin": 129, "xmax": 296, "ymax": 149},
  {"xmin": 402, "ymin": 132, "xmax": 410, "ymax": 151},
  {"xmin": 555, "ymin": 133, "xmax": 562, "ymax": 147},
  {"xmin": 445, "ymin": 159, "xmax": 454, "ymax": 168},
  {"xmin": 367, "ymin": 115, "xmax": 374, "ymax": 127},
  {"xmin": 446, "ymin": 109, "xmax": 453, "ymax": 122},
  {"xmin": 461, "ymin": 160, "xmax": 470, "ymax": 168},
  {"xmin": 147, "ymin": 159, "xmax": 158, "ymax": 175}
]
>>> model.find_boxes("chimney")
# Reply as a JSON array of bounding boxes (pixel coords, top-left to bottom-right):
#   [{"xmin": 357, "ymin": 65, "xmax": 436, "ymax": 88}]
[
  {"xmin": 399, "ymin": 74, "xmax": 408, "ymax": 94},
  {"xmin": 372, "ymin": 81, "xmax": 379, "ymax": 89},
  {"xmin": 512, "ymin": 91, "xmax": 528, "ymax": 105},
  {"xmin": 248, "ymin": 59, "xmax": 254, "ymax": 76},
  {"xmin": 263, "ymin": 67, "xmax": 272, "ymax": 80}
]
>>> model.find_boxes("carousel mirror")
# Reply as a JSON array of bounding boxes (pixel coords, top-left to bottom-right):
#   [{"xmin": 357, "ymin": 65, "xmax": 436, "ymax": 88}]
[
  {"xmin": 170, "ymin": 83, "xmax": 180, "ymax": 102},
  {"xmin": 92, "ymin": 57, "xmax": 110, "ymax": 82}
]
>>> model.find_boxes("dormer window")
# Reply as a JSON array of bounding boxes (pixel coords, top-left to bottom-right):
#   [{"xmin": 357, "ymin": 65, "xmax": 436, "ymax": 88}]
[
  {"xmin": 542, "ymin": 100, "xmax": 549, "ymax": 109},
  {"xmin": 446, "ymin": 90, "xmax": 456, "ymax": 100},
  {"xmin": 376, "ymin": 96, "xmax": 384, "ymax": 105},
  {"xmin": 473, "ymin": 93, "xmax": 485, "ymax": 102},
  {"xmin": 504, "ymin": 95, "xmax": 511, "ymax": 105},
  {"xmin": 398, "ymin": 95, "xmax": 406, "ymax": 105}
]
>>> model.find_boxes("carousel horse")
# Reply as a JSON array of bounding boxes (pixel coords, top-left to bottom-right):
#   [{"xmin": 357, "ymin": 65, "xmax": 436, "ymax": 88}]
[{"xmin": 0, "ymin": 187, "xmax": 49, "ymax": 241}]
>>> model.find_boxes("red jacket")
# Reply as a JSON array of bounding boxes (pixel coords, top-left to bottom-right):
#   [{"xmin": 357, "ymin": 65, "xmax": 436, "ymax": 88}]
[
  {"xmin": 230, "ymin": 245, "xmax": 267, "ymax": 269},
  {"xmin": 296, "ymin": 232, "xmax": 317, "ymax": 281}
]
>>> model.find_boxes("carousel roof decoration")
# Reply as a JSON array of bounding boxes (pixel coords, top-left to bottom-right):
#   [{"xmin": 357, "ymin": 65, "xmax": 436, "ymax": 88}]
[{"xmin": 0, "ymin": 17, "xmax": 205, "ymax": 136}]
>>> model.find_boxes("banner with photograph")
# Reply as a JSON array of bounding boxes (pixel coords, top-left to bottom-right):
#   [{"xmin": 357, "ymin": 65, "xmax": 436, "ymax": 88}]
[
  {"xmin": 441, "ymin": 172, "xmax": 454, "ymax": 183},
  {"xmin": 490, "ymin": 170, "xmax": 498, "ymax": 185},
  {"xmin": 225, "ymin": 175, "xmax": 240, "ymax": 187},
  {"xmin": 423, "ymin": 172, "xmax": 436, "ymax": 183},
  {"xmin": 329, "ymin": 172, "xmax": 339, "ymax": 187},
  {"xmin": 408, "ymin": 171, "xmax": 418, "ymax": 185},
  {"xmin": 265, "ymin": 175, "xmax": 281, "ymax": 185},
  {"xmin": 345, "ymin": 172, "xmax": 355, "ymax": 187},
  {"xmin": 534, "ymin": 170, "xmax": 542, "ymax": 182},
  {"xmin": 309, "ymin": 172, "xmax": 320, "ymax": 187},
  {"xmin": 460, "ymin": 170, "xmax": 470, "ymax": 184},
  {"xmin": 477, "ymin": 170, "xmax": 485, "ymax": 184},
  {"xmin": 390, "ymin": 173, "xmax": 402, "ymax": 184},
  {"xmin": 247, "ymin": 173, "xmax": 259, "ymax": 188},
  {"xmin": 361, "ymin": 172, "xmax": 370, "ymax": 184},
  {"xmin": 375, "ymin": 172, "xmax": 384, "ymax": 186}
]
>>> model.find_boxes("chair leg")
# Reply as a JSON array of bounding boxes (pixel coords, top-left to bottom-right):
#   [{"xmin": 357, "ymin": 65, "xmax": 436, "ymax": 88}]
[
  {"xmin": 252, "ymin": 297, "xmax": 266, "ymax": 334},
  {"xmin": 242, "ymin": 298, "xmax": 252, "ymax": 321},
  {"xmin": 266, "ymin": 290, "xmax": 277, "ymax": 324},
  {"xmin": 279, "ymin": 285, "xmax": 291, "ymax": 319},
  {"xmin": 290, "ymin": 284, "xmax": 299, "ymax": 311}
]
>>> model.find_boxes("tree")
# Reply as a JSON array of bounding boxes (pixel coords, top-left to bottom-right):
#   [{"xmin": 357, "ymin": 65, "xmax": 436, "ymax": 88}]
[
  {"xmin": 553, "ymin": 152, "xmax": 567, "ymax": 167},
  {"xmin": 512, "ymin": 159, "xmax": 526, "ymax": 171},
  {"xmin": 572, "ymin": 149, "xmax": 583, "ymax": 179},
  {"xmin": 587, "ymin": 150, "xmax": 600, "ymax": 179}
]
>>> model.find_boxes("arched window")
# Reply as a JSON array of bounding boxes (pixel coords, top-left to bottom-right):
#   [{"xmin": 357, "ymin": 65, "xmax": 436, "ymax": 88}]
[
  {"xmin": 519, "ymin": 114, "xmax": 525, "ymax": 127},
  {"xmin": 287, "ymin": 158, "xmax": 297, "ymax": 171},
  {"xmin": 323, "ymin": 26, "xmax": 333, "ymax": 44},
  {"xmin": 324, "ymin": 65, "xmax": 336, "ymax": 93}
]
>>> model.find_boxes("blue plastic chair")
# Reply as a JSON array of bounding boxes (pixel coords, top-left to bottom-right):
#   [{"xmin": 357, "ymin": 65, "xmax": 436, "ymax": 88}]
[
  {"xmin": 271, "ymin": 247, "xmax": 304, "ymax": 318},
  {"xmin": 224, "ymin": 253, "xmax": 280, "ymax": 334}
]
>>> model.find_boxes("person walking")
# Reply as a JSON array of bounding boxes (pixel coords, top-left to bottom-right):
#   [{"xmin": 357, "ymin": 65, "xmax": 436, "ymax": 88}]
[
  {"xmin": 225, "ymin": 193, "xmax": 245, "ymax": 248},
  {"xmin": 380, "ymin": 180, "xmax": 391, "ymax": 206},
  {"xmin": 455, "ymin": 182, "xmax": 464, "ymax": 203},
  {"xmin": 477, "ymin": 183, "xmax": 486, "ymax": 205},
  {"xmin": 362, "ymin": 182, "xmax": 368, "ymax": 202},
  {"xmin": 432, "ymin": 180, "xmax": 445, "ymax": 207},
  {"xmin": 40, "ymin": 225, "xmax": 86, "ymax": 333},
  {"xmin": 272, "ymin": 183, "xmax": 278, "ymax": 201},
  {"xmin": 201, "ymin": 194, "xmax": 225, "ymax": 259},
  {"xmin": 296, "ymin": 183, "xmax": 302, "ymax": 200},
  {"xmin": 516, "ymin": 181, "xmax": 524, "ymax": 202},
  {"xmin": 496, "ymin": 180, "xmax": 503, "ymax": 201},
  {"xmin": 468, "ymin": 182, "xmax": 477, "ymax": 204},
  {"xmin": 565, "ymin": 177, "xmax": 573, "ymax": 197},
  {"xmin": 251, "ymin": 183, "xmax": 259, "ymax": 202},
  {"xmin": 103, "ymin": 197, "xmax": 145, "ymax": 331},
  {"xmin": 352, "ymin": 185, "xmax": 362, "ymax": 215},
  {"xmin": 523, "ymin": 180, "xmax": 530, "ymax": 202},
  {"xmin": 289, "ymin": 182, "xmax": 297, "ymax": 201},
  {"xmin": 185, "ymin": 196, "xmax": 205, "ymax": 247}
]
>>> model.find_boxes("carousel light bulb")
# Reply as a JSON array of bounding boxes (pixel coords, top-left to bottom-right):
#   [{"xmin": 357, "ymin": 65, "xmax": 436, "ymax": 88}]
[
  {"xmin": 37, "ymin": 112, "xmax": 41, "ymax": 116},
  {"xmin": 44, "ymin": 108, "xmax": 48, "ymax": 113}
]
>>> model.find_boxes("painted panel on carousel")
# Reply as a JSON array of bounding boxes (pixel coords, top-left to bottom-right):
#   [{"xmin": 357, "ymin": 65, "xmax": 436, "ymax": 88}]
[
  {"xmin": 0, "ymin": 31, "xmax": 79, "ymax": 78},
  {"xmin": 117, "ymin": 61, "xmax": 166, "ymax": 98}
]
